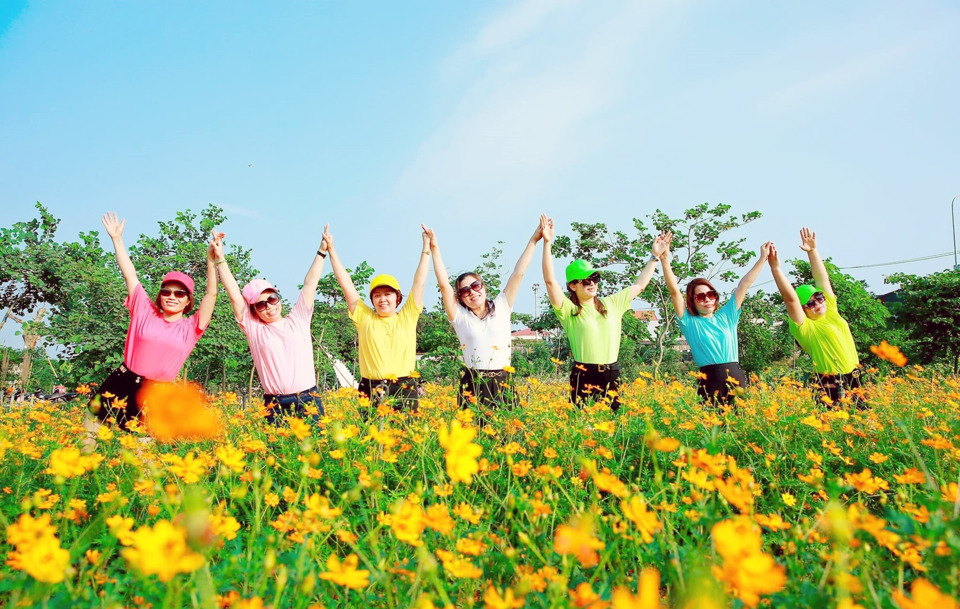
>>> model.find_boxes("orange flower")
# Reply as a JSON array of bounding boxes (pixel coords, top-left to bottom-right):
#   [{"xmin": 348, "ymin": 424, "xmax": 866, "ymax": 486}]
[
  {"xmin": 139, "ymin": 380, "xmax": 222, "ymax": 441},
  {"xmin": 484, "ymin": 586, "xmax": 525, "ymax": 609},
  {"xmin": 554, "ymin": 515, "xmax": 605, "ymax": 568},
  {"xmin": 892, "ymin": 578, "xmax": 959, "ymax": 609},
  {"xmin": 870, "ymin": 341, "xmax": 907, "ymax": 367}
]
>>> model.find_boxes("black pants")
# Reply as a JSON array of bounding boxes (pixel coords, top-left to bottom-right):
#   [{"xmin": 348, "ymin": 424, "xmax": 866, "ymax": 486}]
[
  {"xmin": 89, "ymin": 364, "xmax": 145, "ymax": 431},
  {"xmin": 358, "ymin": 376, "xmax": 420, "ymax": 416},
  {"xmin": 814, "ymin": 369, "xmax": 864, "ymax": 406},
  {"xmin": 458, "ymin": 367, "xmax": 515, "ymax": 410},
  {"xmin": 698, "ymin": 362, "xmax": 747, "ymax": 406},
  {"xmin": 263, "ymin": 386, "xmax": 323, "ymax": 425},
  {"xmin": 570, "ymin": 362, "xmax": 621, "ymax": 411}
]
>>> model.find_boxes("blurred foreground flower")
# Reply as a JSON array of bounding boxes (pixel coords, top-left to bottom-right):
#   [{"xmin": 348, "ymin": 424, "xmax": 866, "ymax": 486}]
[
  {"xmin": 5, "ymin": 513, "xmax": 70, "ymax": 583},
  {"xmin": 120, "ymin": 520, "xmax": 204, "ymax": 582},
  {"xmin": 870, "ymin": 341, "xmax": 907, "ymax": 367},
  {"xmin": 554, "ymin": 515, "xmax": 605, "ymax": 568},
  {"xmin": 46, "ymin": 447, "xmax": 103, "ymax": 479},
  {"xmin": 712, "ymin": 517, "xmax": 785, "ymax": 607},
  {"xmin": 438, "ymin": 419, "xmax": 482, "ymax": 484},
  {"xmin": 319, "ymin": 553, "xmax": 370, "ymax": 589},
  {"xmin": 139, "ymin": 380, "xmax": 223, "ymax": 441},
  {"xmin": 892, "ymin": 578, "xmax": 959, "ymax": 609}
]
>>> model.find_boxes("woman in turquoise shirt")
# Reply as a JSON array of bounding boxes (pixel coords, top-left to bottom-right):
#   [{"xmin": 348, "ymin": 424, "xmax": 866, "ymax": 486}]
[{"xmin": 660, "ymin": 234, "xmax": 771, "ymax": 405}]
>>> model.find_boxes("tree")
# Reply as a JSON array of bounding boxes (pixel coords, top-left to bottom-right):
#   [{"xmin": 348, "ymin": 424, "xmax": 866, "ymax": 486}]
[
  {"xmin": 885, "ymin": 269, "xmax": 960, "ymax": 373},
  {"xmin": 313, "ymin": 261, "xmax": 375, "ymax": 387},
  {"xmin": 551, "ymin": 203, "xmax": 762, "ymax": 373},
  {"xmin": 736, "ymin": 291, "xmax": 795, "ymax": 375}
]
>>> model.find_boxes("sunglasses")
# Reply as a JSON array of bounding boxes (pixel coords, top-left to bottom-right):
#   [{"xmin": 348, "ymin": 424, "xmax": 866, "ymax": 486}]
[
  {"xmin": 693, "ymin": 290, "xmax": 718, "ymax": 304},
  {"xmin": 458, "ymin": 280, "xmax": 484, "ymax": 298},
  {"xmin": 254, "ymin": 293, "xmax": 281, "ymax": 312},
  {"xmin": 159, "ymin": 288, "xmax": 189, "ymax": 299},
  {"xmin": 803, "ymin": 293, "xmax": 826, "ymax": 309},
  {"xmin": 574, "ymin": 273, "xmax": 601, "ymax": 286}
]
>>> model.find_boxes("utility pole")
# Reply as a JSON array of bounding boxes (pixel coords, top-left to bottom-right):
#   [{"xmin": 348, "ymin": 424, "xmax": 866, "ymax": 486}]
[
  {"xmin": 952, "ymin": 194, "xmax": 960, "ymax": 271},
  {"xmin": 532, "ymin": 283, "xmax": 540, "ymax": 319}
]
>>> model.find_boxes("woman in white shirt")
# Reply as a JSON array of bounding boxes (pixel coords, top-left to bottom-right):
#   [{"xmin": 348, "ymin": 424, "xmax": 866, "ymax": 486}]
[{"xmin": 424, "ymin": 218, "xmax": 544, "ymax": 410}]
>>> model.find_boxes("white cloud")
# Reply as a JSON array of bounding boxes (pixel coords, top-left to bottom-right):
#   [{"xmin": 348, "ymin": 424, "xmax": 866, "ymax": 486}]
[{"xmin": 391, "ymin": 0, "xmax": 671, "ymax": 214}]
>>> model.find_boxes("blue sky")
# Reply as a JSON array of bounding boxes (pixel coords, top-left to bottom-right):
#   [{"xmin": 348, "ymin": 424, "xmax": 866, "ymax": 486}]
[{"xmin": 3, "ymin": 0, "xmax": 959, "ymax": 341}]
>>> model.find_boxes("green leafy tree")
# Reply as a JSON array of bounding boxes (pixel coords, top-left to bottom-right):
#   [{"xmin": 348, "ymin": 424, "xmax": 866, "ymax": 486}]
[
  {"xmin": 552, "ymin": 203, "xmax": 762, "ymax": 374},
  {"xmin": 885, "ymin": 269, "xmax": 960, "ymax": 373},
  {"xmin": 313, "ymin": 261, "xmax": 375, "ymax": 387},
  {"xmin": 736, "ymin": 291, "xmax": 795, "ymax": 375}
]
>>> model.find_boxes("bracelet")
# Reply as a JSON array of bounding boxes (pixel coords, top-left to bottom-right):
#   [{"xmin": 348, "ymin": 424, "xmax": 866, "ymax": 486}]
[
  {"xmin": 423, "ymin": 251, "xmax": 430, "ymax": 255},
  {"xmin": 649, "ymin": 255, "xmax": 658, "ymax": 263},
  {"xmin": 317, "ymin": 250, "xmax": 327, "ymax": 258},
  {"xmin": 215, "ymin": 259, "xmax": 227, "ymax": 265}
]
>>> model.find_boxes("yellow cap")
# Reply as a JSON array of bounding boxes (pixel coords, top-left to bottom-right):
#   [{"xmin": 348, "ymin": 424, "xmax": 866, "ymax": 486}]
[{"xmin": 369, "ymin": 274, "xmax": 401, "ymax": 295}]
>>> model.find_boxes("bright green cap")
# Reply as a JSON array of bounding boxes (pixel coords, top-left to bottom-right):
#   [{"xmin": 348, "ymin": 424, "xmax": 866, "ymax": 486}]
[
  {"xmin": 565, "ymin": 260, "xmax": 597, "ymax": 283},
  {"xmin": 796, "ymin": 284, "xmax": 819, "ymax": 304}
]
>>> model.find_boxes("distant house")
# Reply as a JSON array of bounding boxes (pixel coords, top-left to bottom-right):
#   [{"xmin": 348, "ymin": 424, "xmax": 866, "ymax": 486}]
[{"xmin": 511, "ymin": 328, "xmax": 541, "ymax": 341}]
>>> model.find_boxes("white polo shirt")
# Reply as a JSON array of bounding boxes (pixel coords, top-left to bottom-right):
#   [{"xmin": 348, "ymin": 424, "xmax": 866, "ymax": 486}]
[{"xmin": 451, "ymin": 294, "xmax": 512, "ymax": 370}]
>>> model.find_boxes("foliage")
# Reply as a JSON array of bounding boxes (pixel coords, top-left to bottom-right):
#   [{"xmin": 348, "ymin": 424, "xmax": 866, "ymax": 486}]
[
  {"xmin": 737, "ymin": 291, "xmax": 796, "ymax": 375},
  {"xmin": 886, "ymin": 269, "xmax": 960, "ymax": 373},
  {"xmin": 1, "ymin": 371, "xmax": 959, "ymax": 607},
  {"xmin": 552, "ymin": 203, "xmax": 762, "ymax": 372}
]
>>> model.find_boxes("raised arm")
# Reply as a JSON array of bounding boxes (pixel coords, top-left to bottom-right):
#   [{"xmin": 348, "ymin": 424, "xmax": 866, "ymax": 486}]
[
  {"xmin": 733, "ymin": 241, "xmax": 772, "ymax": 308},
  {"xmin": 626, "ymin": 233, "xmax": 668, "ymax": 300},
  {"xmin": 502, "ymin": 219, "xmax": 543, "ymax": 308},
  {"xmin": 799, "ymin": 227, "xmax": 834, "ymax": 299},
  {"xmin": 323, "ymin": 226, "xmax": 361, "ymax": 314},
  {"xmin": 101, "ymin": 212, "xmax": 138, "ymax": 296},
  {"xmin": 301, "ymin": 224, "xmax": 329, "ymax": 297},
  {"xmin": 658, "ymin": 232, "xmax": 685, "ymax": 318},
  {"xmin": 424, "ymin": 225, "xmax": 458, "ymax": 321},
  {"xmin": 768, "ymin": 244, "xmax": 806, "ymax": 325},
  {"xmin": 410, "ymin": 228, "xmax": 432, "ymax": 309},
  {"xmin": 194, "ymin": 235, "xmax": 219, "ymax": 329},
  {"xmin": 540, "ymin": 215, "xmax": 565, "ymax": 308},
  {"xmin": 211, "ymin": 233, "xmax": 246, "ymax": 323}
]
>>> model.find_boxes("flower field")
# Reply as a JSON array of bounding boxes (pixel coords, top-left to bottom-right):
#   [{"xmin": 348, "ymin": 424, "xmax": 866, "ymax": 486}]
[{"xmin": 2, "ymin": 369, "xmax": 960, "ymax": 608}]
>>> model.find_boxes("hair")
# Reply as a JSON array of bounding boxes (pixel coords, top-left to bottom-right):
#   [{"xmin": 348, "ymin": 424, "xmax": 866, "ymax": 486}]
[
  {"xmin": 455, "ymin": 272, "xmax": 495, "ymax": 316},
  {"xmin": 155, "ymin": 281, "xmax": 195, "ymax": 314},
  {"xmin": 685, "ymin": 278, "xmax": 719, "ymax": 316},
  {"xmin": 248, "ymin": 288, "xmax": 279, "ymax": 319},
  {"xmin": 566, "ymin": 283, "xmax": 607, "ymax": 317},
  {"xmin": 371, "ymin": 285, "xmax": 403, "ymax": 307}
]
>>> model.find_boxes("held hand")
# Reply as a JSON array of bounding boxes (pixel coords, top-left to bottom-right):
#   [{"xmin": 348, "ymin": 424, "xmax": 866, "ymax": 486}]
[
  {"xmin": 101, "ymin": 212, "xmax": 125, "ymax": 239},
  {"xmin": 322, "ymin": 225, "xmax": 334, "ymax": 250},
  {"xmin": 318, "ymin": 224, "xmax": 330, "ymax": 254},
  {"xmin": 531, "ymin": 219, "xmax": 544, "ymax": 242},
  {"xmin": 209, "ymin": 230, "xmax": 225, "ymax": 259},
  {"xmin": 768, "ymin": 243, "xmax": 781, "ymax": 269},
  {"xmin": 799, "ymin": 227, "xmax": 817, "ymax": 252},
  {"xmin": 540, "ymin": 214, "xmax": 555, "ymax": 243},
  {"xmin": 658, "ymin": 231, "xmax": 673, "ymax": 259},
  {"xmin": 759, "ymin": 241, "xmax": 772, "ymax": 261},
  {"xmin": 651, "ymin": 232, "xmax": 669, "ymax": 259},
  {"xmin": 421, "ymin": 224, "xmax": 437, "ymax": 248}
]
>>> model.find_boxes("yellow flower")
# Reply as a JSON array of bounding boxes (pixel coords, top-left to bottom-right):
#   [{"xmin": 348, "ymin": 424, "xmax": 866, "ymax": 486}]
[
  {"xmin": 288, "ymin": 417, "xmax": 311, "ymax": 440},
  {"xmin": 484, "ymin": 586, "xmax": 525, "ymax": 609},
  {"xmin": 390, "ymin": 500, "xmax": 426, "ymax": 546},
  {"xmin": 210, "ymin": 513, "xmax": 241, "ymax": 540},
  {"xmin": 107, "ymin": 515, "xmax": 136, "ymax": 546},
  {"xmin": 162, "ymin": 452, "xmax": 209, "ymax": 484},
  {"xmin": 453, "ymin": 502, "xmax": 483, "ymax": 525},
  {"xmin": 215, "ymin": 444, "xmax": 246, "ymax": 473},
  {"xmin": 5, "ymin": 513, "xmax": 70, "ymax": 583},
  {"xmin": 438, "ymin": 419, "xmax": 483, "ymax": 484},
  {"xmin": 435, "ymin": 549, "xmax": 483, "ymax": 579},
  {"xmin": 424, "ymin": 504, "xmax": 455, "ymax": 535},
  {"xmin": 304, "ymin": 493, "xmax": 343, "ymax": 520},
  {"xmin": 781, "ymin": 492, "xmax": 797, "ymax": 507},
  {"xmin": 711, "ymin": 517, "xmax": 785, "ymax": 607},
  {"xmin": 318, "ymin": 553, "xmax": 370, "ymax": 590},
  {"xmin": 120, "ymin": 520, "xmax": 204, "ymax": 582},
  {"xmin": 46, "ymin": 447, "xmax": 103, "ymax": 478},
  {"xmin": 620, "ymin": 496, "xmax": 663, "ymax": 544},
  {"xmin": 611, "ymin": 568, "xmax": 665, "ymax": 609}
]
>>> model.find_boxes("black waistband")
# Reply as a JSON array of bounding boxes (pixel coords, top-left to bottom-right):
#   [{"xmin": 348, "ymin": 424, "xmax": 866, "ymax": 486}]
[
  {"xmin": 264, "ymin": 385, "xmax": 319, "ymax": 402},
  {"xmin": 699, "ymin": 362, "xmax": 741, "ymax": 372},
  {"xmin": 360, "ymin": 376, "xmax": 414, "ymax": 385},
  {"xmin": 573, "ymin": 361, "xmax": 620, "ymax": 372}
]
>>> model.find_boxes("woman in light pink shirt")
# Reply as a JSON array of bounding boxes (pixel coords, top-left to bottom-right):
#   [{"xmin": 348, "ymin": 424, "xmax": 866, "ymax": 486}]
[
  {"xmin": 212, "ymin": 228, "xmax": 328, "ymax": 424},
  {"xmin": 86, "ymin": 212, "xmax": 218, "ymax": 436}
]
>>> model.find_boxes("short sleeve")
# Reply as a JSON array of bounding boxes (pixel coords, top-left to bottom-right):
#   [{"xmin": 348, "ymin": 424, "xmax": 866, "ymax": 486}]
[
  {"xmin": 720, "ymin": 298, "xmax": 741, "ymax": 324},
  {"xmin": 825, "ymin": 292, "xmax": 839, "ymax": 314},
  {"xmin": 553, "ymin": 297, "xmax": 576, "ymax": 321},
  {"xmin": 605, "ymin": 288, "xmax": 634, "ymax": 317},
  {"xmin": 125, "ymin": 283, "xmax": 152, "ymax": 318},
  {"xmin": 349, "ymin": 301, "xmax": 372, "ymax": 325},
  {"xmin": 289, "ymin": 287, "xmax": 316, "ymax": 325}
]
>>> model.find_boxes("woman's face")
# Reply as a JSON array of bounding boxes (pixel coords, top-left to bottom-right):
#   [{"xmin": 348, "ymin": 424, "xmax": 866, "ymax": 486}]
[
  {"xmin": 457, "ymin": 275, "xmax": 486, "ymax": 310},
  {"xmin": 570, "ymin": 273, "xmax": 599, "ymax": 302},
  {"xmin": 158, "ymin": 282, "xmax": 191, "ymax": 315},
  {"xmin": 802, "ymin": 292, "xmax": 827, "ymax": 320},
  {"xmin": 255, "ymin": 290, "xmax": 282, "ymax": 323},
  {"xmin": 692, "ymin": 285, "xmax": 718, "ymax": 316},
  {"xmin": 371, "ymin": 286, "xmax": 399, "ymax": 317}
]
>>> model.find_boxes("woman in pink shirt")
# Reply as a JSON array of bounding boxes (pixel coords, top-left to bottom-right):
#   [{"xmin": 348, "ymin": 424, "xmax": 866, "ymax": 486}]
[
  {"xmin": 212, "ymin": 228, "xmax": 328, "ymax": 424},
  {"xmin": 86, "ymin": 212, "xmax": 218, "ymax": 434}
]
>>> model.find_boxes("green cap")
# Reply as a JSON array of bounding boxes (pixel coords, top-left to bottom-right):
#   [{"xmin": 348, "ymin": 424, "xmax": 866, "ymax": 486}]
[
  {"xmin": 796, "ymin": 284, "xmax": 819, "ymax": 304},
  {"xmin": 565, "ymin": 260, "xmax": 597, "ymax": 283}
]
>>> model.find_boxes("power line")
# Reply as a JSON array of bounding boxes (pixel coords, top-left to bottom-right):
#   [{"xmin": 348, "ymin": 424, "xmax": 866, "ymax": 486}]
[{"xmin": 837, "ymin": 252, "xmax": 954, "ymax": 270}]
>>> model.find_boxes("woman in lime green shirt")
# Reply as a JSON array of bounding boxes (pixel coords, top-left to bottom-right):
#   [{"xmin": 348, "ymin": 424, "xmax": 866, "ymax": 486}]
[{"xmin": 541, "ymin": 215, "xmax": 669, "ymax": 411}]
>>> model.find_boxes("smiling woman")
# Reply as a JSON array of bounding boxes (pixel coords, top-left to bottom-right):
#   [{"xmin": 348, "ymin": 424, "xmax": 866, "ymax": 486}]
[
  {"xmin": 84, "ymin": 212, "xmax": 218, "ymax": 447},
  {"xmin": 212, "ymin": 228, "xmax": 328, "ymax": 425}
]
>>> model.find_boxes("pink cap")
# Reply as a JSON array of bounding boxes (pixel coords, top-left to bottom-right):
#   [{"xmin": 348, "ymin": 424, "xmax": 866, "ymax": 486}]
[
  {"xmin": 242, "ymin": 279, "xmax": 276, "ymax": 305},
  {"xmin": 161, "ymin": 271, "xmax": 195, "ymax": 295}
]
